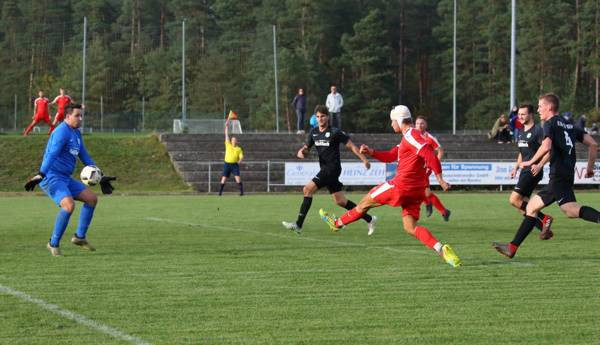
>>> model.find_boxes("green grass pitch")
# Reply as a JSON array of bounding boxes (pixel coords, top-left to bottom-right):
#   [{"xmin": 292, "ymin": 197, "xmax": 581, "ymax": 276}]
[{"xmin": 1, "ymin": 192, "xmax": 600, "ymax": 344}]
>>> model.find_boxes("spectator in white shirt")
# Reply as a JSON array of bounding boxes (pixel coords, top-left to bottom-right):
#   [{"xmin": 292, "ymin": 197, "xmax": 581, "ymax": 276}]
[{"xmin": 325, "ymin": 85, "xmax": 344, "ymax": 129}]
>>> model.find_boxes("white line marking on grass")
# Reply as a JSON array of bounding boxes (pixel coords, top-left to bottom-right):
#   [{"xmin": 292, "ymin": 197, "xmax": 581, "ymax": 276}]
[
  {"xmin": 145, "ymin": 217, "xmax": 427, "ymax": 256},
  {"xmin": 0, "ymin": 284, "xmax": 151, "ymax": 345}
]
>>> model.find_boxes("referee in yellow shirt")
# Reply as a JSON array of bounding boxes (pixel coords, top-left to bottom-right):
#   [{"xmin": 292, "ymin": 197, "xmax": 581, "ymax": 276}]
[{"xmin": 219, "ymin": 118, "xmax": 244, "ymax": 196}]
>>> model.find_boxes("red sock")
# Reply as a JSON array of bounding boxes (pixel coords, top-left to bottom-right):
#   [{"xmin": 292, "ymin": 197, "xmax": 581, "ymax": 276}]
[
  {"xmin": 24, "ymin": 124, "xmax": 34, "ymax": 136},
  {"xmin": 423, "ymin": 197, "xmax": 431, "ymax": 206},
  {"xmin": 413, "ymin": 226, "xmax": 439, "ymax": 250},
  {"xmin": 335, "ymin": 208, "xmax": 364, "ymax": 227},
  {"xmin": 429, "ymin": 193, "xmax": 446, "ymax": 213}
]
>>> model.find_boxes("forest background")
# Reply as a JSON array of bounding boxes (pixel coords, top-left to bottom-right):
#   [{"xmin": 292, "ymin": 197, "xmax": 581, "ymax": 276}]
[{"xmin": 0, "ymin": 0, "xmax": 598, "ymax": 132}]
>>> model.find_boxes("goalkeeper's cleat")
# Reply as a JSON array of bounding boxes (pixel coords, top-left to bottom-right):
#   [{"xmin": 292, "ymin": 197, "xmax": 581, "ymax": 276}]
[
  {"xmin": 71, "ymin": 236, "xmax": 96, "ymax": 251},
  {"xmin": 441, "ymin": 244, "xmax": 461, "ymax": 267},
  {"xmin": 282, "ymin": 221, "xmax": 302, "ymax": 235},
  {"xmin": 442, "ymin": 209, "xmax": 452, "ymax": 222},
  {"xmin": 47, "ymin": 242, "xmax": 62, "ymax": 257},
  {"xmin": 425, "ymin": 203, "xmax": 433, "ymax": 217},
  {"xmin": 539, "ymin": 215, "xmax": 554, "ymax": 240},
  {"xmin": 319, "ymin": 209, "xmax": 340, "ymax": 232},
  {"xmin": 492, "ymin": 241, "xmax": 516, "ymax": 258},
  {"xmin": 367, "ymin": 215, "xmax": 377, "ymax": 236}
]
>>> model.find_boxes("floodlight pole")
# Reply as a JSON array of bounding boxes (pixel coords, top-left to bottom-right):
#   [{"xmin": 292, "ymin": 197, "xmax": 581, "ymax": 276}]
[
  {"xmin": 13, "ymin": 94, "xmax": 17, "ymax": 131},
  {"xmin": 182, "ymin": 20, "xmax": 187, "ymax": 122},
  {"xmin": 273, "ymin": 25, "xmax": 280, "ymax": 133},
  {"xmin": 510, "ymin": 0, "xmax": 517, "ymax": 109},
  {"xmin": 452, "ymin": 0, "xmax": 457, "ymax": 135},
  {"xmin": 82, "ymin": 16, "xmax": 87, "ymax": 132},
  {"xmin": 142, "ymin": 96, "xmax": 145, "ymax": 132}
]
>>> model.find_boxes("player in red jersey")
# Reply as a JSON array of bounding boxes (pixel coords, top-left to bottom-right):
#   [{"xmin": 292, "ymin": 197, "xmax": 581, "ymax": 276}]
[
  {"xmin": 49, "ymin": 88, "xmax": 73, "ymax": 133},
  {"xmin": 23, "ymin": 90, "xmax": 51, "ymax": 136},
  {"xmin": 415, "ymin": 116, "xmax": 451, "ymax": 221},
  {"xmin": 319, "ymin": 105, "xmax": 462, "ymax": 267}
]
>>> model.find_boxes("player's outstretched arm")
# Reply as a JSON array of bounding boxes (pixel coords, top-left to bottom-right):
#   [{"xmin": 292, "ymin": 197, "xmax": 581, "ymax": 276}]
[
  {"xmin": 511, "ymin": 153, "xmax": 522, "ymax": 178},
  {"xmin": 531, "ymin": 152, "xmax": 550, "ymax": 176},
  {"xmin": 224, "ymin": 118, "xmax": 230, "ymax": 142},
  {"xmin": 582, "ymin": 133, "xmax": 598, "ymax": 177},
  {"xmin": 521, "ymin": 137, "xmax": 551, "ymax": 168},
  {"xmin": 434, "ymin": 173, "xmax": 450, "ymax": 192},
  {"xmin": 368, "ymin": 146, "xmax": 399, "ymax": 163},
  {"xmin": 346, "ymin": 140, "xmax": 370, "ymax": 169},
  {"xmin": 297, "ymin": 145, "xmax": 309, "ymax": 159}
]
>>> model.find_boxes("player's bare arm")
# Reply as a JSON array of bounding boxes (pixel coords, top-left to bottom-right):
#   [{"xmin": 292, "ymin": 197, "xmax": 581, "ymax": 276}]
[
  {"xmin": 521, "ymin": 137, "xmax": 551, "ymax": 168},
  {"xmin": 582, "ymin": 133, "xmax": 598, "ymax": 177},
  {"xmin": 224, "ymin": 118, "xmax": 230, "ymax": 142},
  {"xmin": 511, "ymin": 153, "xmax": 522, "ymax": 178},
  {"xmin": 434, "ymin": 174, "xmax": 450, "ymax": 192},
  {"xmin": 346, "ymin": 140, "xmax": 370, "ymax": 170},
  {"xmin": 531, "ymin": 152, "xmax": 550, "ymax": 176},
  {"xmin": 359, "ymin": 144, "xmax": 373, "ymax": 155},
  {"xmin": 436, "ymin": 146, "xmax": 444, "ymax": 160},
  {"xmin": 297, "ymin": 145, "xmax": 309, "ymax": 159}
]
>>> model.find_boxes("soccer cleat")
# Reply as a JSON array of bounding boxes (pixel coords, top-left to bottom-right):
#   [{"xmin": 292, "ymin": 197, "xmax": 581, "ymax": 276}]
[
  {"xmin": 539, "ymin": 215, "xmax": 554, "ymax": 240},
  {"xmin": 367, "ymin": 215, "xmax": 377, "ymax": 236},
  {"xmin": 492, "ymin": 242, "xmax": 515, "ymax": 258},
  {"xmin": 425, "ymin": 203, "xmax": 433, "ymax": 217},
  {"xmin": 282, "ymin": 221, "xmax": 302, "ymax": 235},
  {"xmin": 71, "ymin": 236, "xmax": 96, "ymax": 251},
  {"xmin": 442, "ymin": 209, "xmax": 451, "ymax": 222},
  {"xmin": 46, "ymin": 242, "xmax": 62, "ymax": 257},
  {"xmin": 319, "ymin": 209, "xmax": 340, "ymax": 232},
  {"xmin": 441, "ymin": 244, "xmax": 461, "ymax": 267}
]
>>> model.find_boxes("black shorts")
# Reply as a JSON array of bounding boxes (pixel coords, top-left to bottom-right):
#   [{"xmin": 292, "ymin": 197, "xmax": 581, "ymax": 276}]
[
  {"xmin": 312, "ymin": 169, "xmax": 343, "ymax": 194},
  {"xmin": 514, "ymin": 170, "xmax": 543, "ymax": 198},
  {"xmin": 537, "ymin": 175, "xmax": 576, "ymax": 206},
  {"xmin": 222, "ymin": 162, "xmax": 240, "ymax": 177}
]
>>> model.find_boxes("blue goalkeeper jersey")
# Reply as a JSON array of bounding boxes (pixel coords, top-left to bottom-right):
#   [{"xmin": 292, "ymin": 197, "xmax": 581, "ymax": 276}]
[{"xmin": 40, "ymin": 122, "xmax": 95, "ymax": 177}]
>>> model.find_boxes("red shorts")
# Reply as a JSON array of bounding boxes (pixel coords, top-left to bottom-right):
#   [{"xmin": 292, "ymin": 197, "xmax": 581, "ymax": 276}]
[
  {"xmin": 34, "ymin": 114, "xmax": 51, "ymax": 123},
  {"xmin": 54, "ymin": 111, "xmax": 65, "ymax": 122},
  {"xmin": 369, "ymin": 182, "xmax": 426, "ymax": 220}
]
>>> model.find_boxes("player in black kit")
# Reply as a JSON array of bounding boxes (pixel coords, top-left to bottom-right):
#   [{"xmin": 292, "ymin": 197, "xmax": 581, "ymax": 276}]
[
  {"xmin": 508, "ymin": 104, "xmax": 554, "ymax": 240},
  {"xmin": 282, "ymin": 105, "xmax": 376, "ymax": 235},
  {"xmin": 494, "ymin": 93, "xmax": 600, "ymax": 258}
]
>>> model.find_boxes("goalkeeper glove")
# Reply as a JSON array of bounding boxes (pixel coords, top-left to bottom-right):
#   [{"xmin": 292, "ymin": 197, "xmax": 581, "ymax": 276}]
[
  {"xmin": 99, "ymin": 175, "xmax": 117, "ymax": 195},
  {"xmin": 24, "ymin": 172, "xmax": 45, "ymax": 191}
]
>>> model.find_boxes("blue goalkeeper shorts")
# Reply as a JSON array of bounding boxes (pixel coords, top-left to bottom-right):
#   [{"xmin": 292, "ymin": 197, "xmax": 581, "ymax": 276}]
[{"xmin": 40, "ymin": 174, "xmax": 87, "ymax": 206}]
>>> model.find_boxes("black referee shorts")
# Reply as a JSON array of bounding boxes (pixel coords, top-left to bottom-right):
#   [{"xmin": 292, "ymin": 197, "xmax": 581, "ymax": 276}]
[
  {"xmin": 514, "ymin": 170, "xmax": 543, "ymax": 198},
  {"xmin": 537, "ymin": 175, "xmax": 576, "ymax": 206},
  {"xmin": 312, "ymin": 169, "xmax": 343, "ymax": 194}
]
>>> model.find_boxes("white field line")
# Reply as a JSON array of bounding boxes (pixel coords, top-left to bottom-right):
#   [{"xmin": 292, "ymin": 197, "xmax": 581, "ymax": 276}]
[
  {"xmin": 145, "ymin": 216, "xmax": 427, "ymax": 256},
  {"xmin": 0, "ymin": 284, "xmax": 151, "ymax": 345}
]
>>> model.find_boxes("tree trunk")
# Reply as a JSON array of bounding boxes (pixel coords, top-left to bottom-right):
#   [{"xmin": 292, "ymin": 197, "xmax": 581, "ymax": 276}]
[
  {"xmin": 572, "ymin": 0, "xmax": 581, "ymax": 111},
  {"xmin": 160, "ymin": 5, "xmax": 165, "ymax": 49},
  {"xmin": 397, "ymin": 0, "xmax": 404, "ymax": 104},
  {"xmin": 283, "ymin": 84, "xmax": 291, "ymax": 133}
]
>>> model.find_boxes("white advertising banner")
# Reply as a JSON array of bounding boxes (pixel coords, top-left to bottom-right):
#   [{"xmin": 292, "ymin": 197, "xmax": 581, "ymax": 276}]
[
  {"xmin": 415, "ymin": 162, "xmax": 600, "ymax": 185},
  {"xmin": 284, "ymin": 162, "xmax": 386, "ymax": 186}
]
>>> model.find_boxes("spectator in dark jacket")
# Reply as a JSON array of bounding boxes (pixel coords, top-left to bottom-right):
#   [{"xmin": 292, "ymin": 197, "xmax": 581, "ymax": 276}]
[
  {"xmin": 576, "ymin": 114, "xmax": 587, "ymax": 131},
  {"xmin": 291, "ymin": 88, "xmax": 307, "ymax": 134}
]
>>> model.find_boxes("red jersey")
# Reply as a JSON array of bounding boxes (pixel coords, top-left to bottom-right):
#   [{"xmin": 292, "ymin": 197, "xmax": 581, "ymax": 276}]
[
  {"xmin": 371, "ymin": 128, "xmax": 442, "ymax": 189},
  {"xmin": 34, "ymin": 97, "xmax": 50, "ymax": 116},
  {"xmin": 422, "ymin": 131, "xmax": 441, "ymax": 150},
  {"xmin": 53, "ymin": 95, "xmax": 72, "ymax": 112}
]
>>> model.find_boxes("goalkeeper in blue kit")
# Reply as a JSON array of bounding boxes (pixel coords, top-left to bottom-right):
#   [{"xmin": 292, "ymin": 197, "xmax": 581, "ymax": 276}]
[{"xmin": 24, "ymin": 104, "xmax": 116, "ymax": 256}]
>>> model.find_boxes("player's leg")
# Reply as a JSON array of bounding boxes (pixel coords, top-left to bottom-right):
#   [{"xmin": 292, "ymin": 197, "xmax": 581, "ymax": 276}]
[
  {"xmin": 40, "ymin": 177, "xmax": 75, "ymax": 255},
  {"xmin": 428, "ymin": 192, "xmax": 450, "ymax": 220},
  {"xmin": 513, "ymin": 172, "xmax": 553, "ymax": 236},
  {"xmin": 23, "ymin": 118, "xmax": 40, "ymax": 136},
  {"xmin": 423, "ymin": 187, "xmax": 433, "ymax": 217},
  {"xmin": 323, "ymin": 192, "xmax": 380, "ymax": 230},
  {"xmin": 219, "ymin": 163, "xmax": 230, "ymax": 196},
  {"xmin": 72, "ymin": 184, "xmax": 98, "ymax": 251},
  {"xmin": 282, "ymin": 181, "xmax": 318, "ymax": 232},
  {"xmin": 233, "ymin": 164, "xmax": 243, "ymax": 196},
  {"xmin": 559, "ymin": 186, "xmax": 600, "ymax": 222},
  {"xmin": 331, "ymin": 191, "xmax": 377, "ymax": 235}
]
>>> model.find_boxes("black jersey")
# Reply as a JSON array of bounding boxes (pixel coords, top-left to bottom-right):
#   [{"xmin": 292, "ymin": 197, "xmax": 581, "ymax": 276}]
[
  {"xmin": 306, "ymin": 126, "xmax": 350, "ymax": 171},
  {"xmin": 517, "ymin": 124, "xmax": 544, "ymax": 172},
  {"xmin": 544, "ymin": 115, "xmax": 586, "ymax": 178}
]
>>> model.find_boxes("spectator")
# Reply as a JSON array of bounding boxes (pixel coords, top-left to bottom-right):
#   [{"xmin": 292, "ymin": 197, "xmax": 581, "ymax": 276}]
[
  {"xmin": 591, "ymin": 123, "xmax": 598, "ymax": 135},
  {"xmin": 509, "ymin": 105, "xmax": 522, "ymax": 143},
  {"xmin": 325, "ymin": 85, "xmax": 343, "ymax": 129},
  {"xmin": 562, "ymin": 111, "xmax": 574, "ymax": 123},
  {"xmin": 291, "ymin": 88, "xmax": 307, "ymax": 134},
  {"xmin": 576, "ymin": 114, "xmax": 587, "ymax": 131},
  {"xmin": 488, "ymin": 114, "xmax": 511, "ymax": 143}
]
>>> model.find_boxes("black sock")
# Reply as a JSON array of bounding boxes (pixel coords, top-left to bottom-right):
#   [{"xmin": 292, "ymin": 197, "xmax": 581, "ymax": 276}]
[
  {"xmin": 296, "ymin": 197, "xmax": 313, "ymax": 228},
  {"xmin": 579, "ymin": 206, "xmax": 600, "ymax": 223},
  {"xmin": 511, "ymin": 215, "xmax": 537, "ymax": 246},
  {"xmin": 519, "ymin": 201, "xmax": 528, "ymax": 211},
  {"xmin": 344, "ymin": 200, "xmax": 372, "ymax": 223},
  {"xmin": 521, "ymin": 201, "xmax": 545, "ymax": 231},
  {"xmin": 238, "ymin": 182, "xmax": 243, "ymax": 195},
  {"xmin": 218, "ymin": 183, "xmax": 225, "ymax": 195}
]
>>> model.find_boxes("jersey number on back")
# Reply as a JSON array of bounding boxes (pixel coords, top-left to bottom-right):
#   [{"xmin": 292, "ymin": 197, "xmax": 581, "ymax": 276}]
[{"xmin": 563, "ymin": 130, "xmax": 573, "ymax": 155}]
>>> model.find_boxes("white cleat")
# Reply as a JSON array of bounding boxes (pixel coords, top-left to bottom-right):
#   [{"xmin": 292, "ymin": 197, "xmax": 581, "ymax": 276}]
[
  {"xmin": 282, "ymin": 221, "xmax": 302, "ymax": 234},
  {"xmin": 367, "ymin": 216, "xmax": 377, "ymax": 236},
  {"xmin": 47, "ymin": 242, "xmax": 62, "ymax": 257}
]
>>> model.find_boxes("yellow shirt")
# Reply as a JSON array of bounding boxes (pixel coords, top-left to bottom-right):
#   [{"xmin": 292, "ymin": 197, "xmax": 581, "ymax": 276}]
[{"xmin": 224, "ymin": 140, "xmax": 244, "ymax": 163}]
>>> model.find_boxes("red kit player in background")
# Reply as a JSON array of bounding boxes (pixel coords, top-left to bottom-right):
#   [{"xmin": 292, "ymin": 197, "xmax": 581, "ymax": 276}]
[
  {"xmin": 23, "ymin": 90, "xmax": 51, "ymax": 136},
  {"xmin": 50, "ymin": 88, "xmax": 73, "ymax": 133},
  {"xmin": 319, "ymin": 105, "xmax": 462, "ymax": 267}
]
